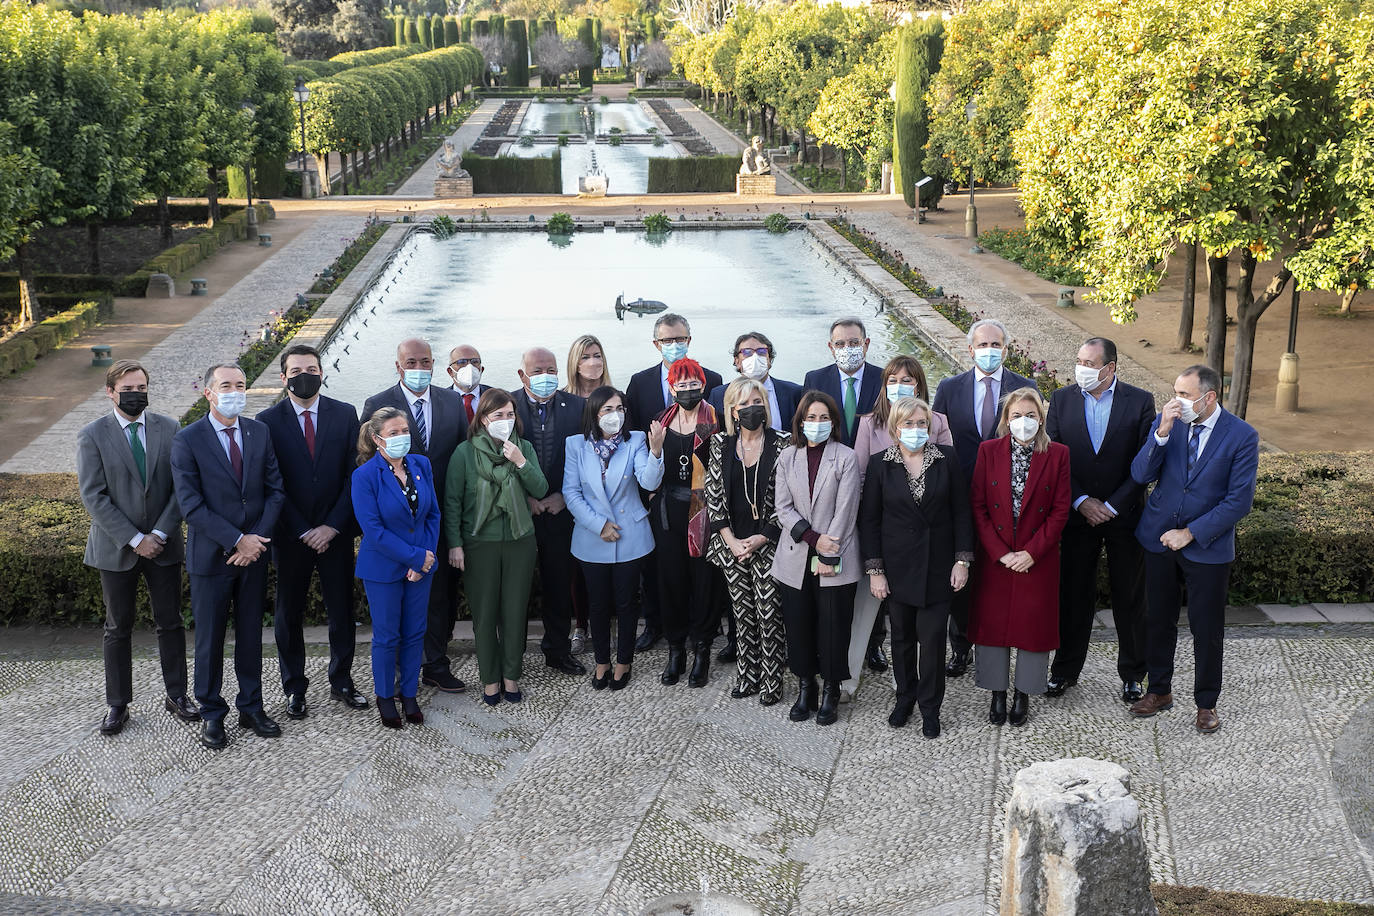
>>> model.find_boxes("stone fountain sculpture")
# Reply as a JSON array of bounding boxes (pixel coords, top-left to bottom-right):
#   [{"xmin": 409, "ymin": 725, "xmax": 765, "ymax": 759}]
[
  {"xmin": 435, "ymin": 140, "xmax": 473, "ymax": 197},
  {"xmin": 736, "ymin": 135, "xmax": 776, "ymax": 196}
]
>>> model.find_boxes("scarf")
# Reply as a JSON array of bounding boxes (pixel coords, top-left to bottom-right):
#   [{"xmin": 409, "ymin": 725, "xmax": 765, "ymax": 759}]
[
  {"xmin": 470, "ymin": 432, "xmax": 534, "ymax": 540},
  {"xmin": 591, "ymin": 432, "xmax": 622, "ymax": 478}
]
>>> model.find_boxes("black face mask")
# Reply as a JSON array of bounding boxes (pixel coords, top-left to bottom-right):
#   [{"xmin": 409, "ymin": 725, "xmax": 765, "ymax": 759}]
[
  {"xmin": 117, "ymin": 391, "xmax": 148, "ymax": 417},
  {"xmin": 736, "ymin": 405, "xmax": 767, "ymax": 431},
  {"xmin": 286, "ymin": 373, "xmax": 323, "ymax": 399},
  {"xmin": 674, "ymin": 389, "xmax": 705, "ymax": 410}
]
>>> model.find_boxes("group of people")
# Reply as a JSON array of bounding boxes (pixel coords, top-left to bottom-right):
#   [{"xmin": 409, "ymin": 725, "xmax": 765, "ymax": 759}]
[{"xmin": 77, "ymin": 310, "xmax": 1259, "ymax": 749}]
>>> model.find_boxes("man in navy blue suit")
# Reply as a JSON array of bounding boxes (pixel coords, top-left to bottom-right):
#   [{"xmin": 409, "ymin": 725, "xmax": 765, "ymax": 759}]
[
  {"xmin": 445, "ymin": 343, "xmax": 492, "ymax": 424},
  {"xmin": 171, "ymin": 364, "xmax": 286, "ymax": 750},
  {"xmin": 801, "ymin": 318, "xmax": 883, "ymax": 448},
  {"xmin": 258, "ymin": 344, "xmax": 365, "ymax": 719},
  {"xmin": 1128, "ymin": 364, "xmax": 1258, "ymax": 734},
  {"xmin": 708, "ymin": 331, "xmax": 804, "ymax": 431},
  {"xmin": 931, "ymin": 318, "xmax": 1036, "ymax": 677}
]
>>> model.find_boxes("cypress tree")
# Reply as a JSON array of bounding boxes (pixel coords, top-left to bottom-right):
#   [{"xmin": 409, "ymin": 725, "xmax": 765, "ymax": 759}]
[
  {"xmin": 460, "ymin": 15, "xmax": 472, "ymax": 43},
  {"xmin": 405, "ymin": 18, "xmax": 419, "ymax": 45},
  {"xmin": 417, "ymin": 15, "xmax": 431, "ymax": 49},
  {"xmin": 893, "ymin": 18, "xmax": 945, "ymax": 209},
  {"xmin": 508, "ymin": 20, "xmax": 529, "ymax": 87},
  {"xmin": 394, "ymin": 15, "xmax": 405, "ymax": 46},
  {"xmin": 578, "ymin": 17, "xmax": 595, "ymax": 87},
  {"xmin": 431, "ymin": 14, "xmax": 445, "ymax": 47},
  {"xmin": 444, "ymin": 16, "xmax": 459, "ymax": 47}
]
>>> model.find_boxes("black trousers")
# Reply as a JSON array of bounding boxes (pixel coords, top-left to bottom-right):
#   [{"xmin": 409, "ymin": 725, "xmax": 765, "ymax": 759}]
[
  {"xmin": 534, "ymin": 509, "xmax": 576, "ymax": 659},
  {"xmin": 1144, "ymin": 549, "xmax": 1230, "ymax": 709},
  {"xmin": 190, "ymin": 561, "xmax": 268, "ymax": 722},
  {"xmin": 273, "ymin": 536, "xmax": 357, "ymax": 697},
  {"xmin": 638, "ymin": 549, "xmax": 662, "ymax": 632},
  {"xmin": 421, "ymin": 526, "xmax": 460, "ymax": 678},
  {"xmin": 947, "ymin": 589, "xmax": 972, "ymax": 657},
  {"xmin": 652, "ymin": 498, "xmax": 716, "ymax": 648},
  {"xmin": 99, "ymin": 559, "xmax": 186, "ymax": 708},
  {"xmin": 581, "ymin": 557, "xmax": 642, "ymax": 666},
  {"xmin": 890, "ymin": 600, "xmax": 950, "ymax": 717},
  {"xmin": 780, "ymin": 576, "xmax": 856, "ymax": 682},
  {"xmin": 1052, "ymin": 521, "xmax": 1148, "ymax": 683}
]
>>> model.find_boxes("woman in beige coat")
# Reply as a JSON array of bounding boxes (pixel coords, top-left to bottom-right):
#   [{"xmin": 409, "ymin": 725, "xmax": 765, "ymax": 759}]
[{"xmin": 770, "ymin": 390, "xmax": 862, "ymax": 726}]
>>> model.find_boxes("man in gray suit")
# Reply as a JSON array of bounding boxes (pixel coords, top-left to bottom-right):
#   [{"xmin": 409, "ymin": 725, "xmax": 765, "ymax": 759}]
[{"xmin": 76, "ymin": 359, "xmax": 200, "ymax": 736}]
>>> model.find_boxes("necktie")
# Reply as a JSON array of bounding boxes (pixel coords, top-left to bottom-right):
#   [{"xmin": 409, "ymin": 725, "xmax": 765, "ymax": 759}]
[
  {"xmin": 463, "ymin": 392, "xmax": 475, "ymax": 423},
  {"xmin": 1188, "ymin": 424, "xmax": 1202, "ymax": 473},
  {"xmin": 843, "ymin": 376, "xmax": 857, "ymax": 436},
  {"xmin": 537, "ymin": 400, "xmax": 548, "ymax": 427},
  {"xmin": 223, "ymin": 427, "xmax": 243, "ymax": 484},
  {"xmin": 128, "ymin": 422, "xmax": 146, "ymax": 484},
  {"xmin": 303, "ymin": 409, "xmax": 316, "ymax": 460},
  {"xmin": 413, "ymin": 399, "xmax": 428, "ymax": 450},
  {"xmin": 980, "ymin": 377, "xmax": 996, "ymax": 439}
]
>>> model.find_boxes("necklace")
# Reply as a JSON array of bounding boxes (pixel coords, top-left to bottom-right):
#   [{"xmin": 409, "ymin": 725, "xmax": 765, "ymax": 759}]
[{"xmin": 743, "ymin": 457, "xmax": 761, "ymax": 520}]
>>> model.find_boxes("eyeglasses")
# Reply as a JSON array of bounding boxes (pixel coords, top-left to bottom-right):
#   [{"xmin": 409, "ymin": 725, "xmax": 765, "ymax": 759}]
[
  {"xmin": 737, "ymin": 346, "xmax": 770, "ymax": 358},
  {"xmin": 449, "ymin": 358, "xmax": 480, "ymax": 368},
  {"xmin": 831, "ymin": 338, "xmax": 864, "ymax": 349},
  {"xmin": 673, "ymin": 383, "xmax": 703, "ymax": 391},
  {"xmin": 657, "ymin": 336, "xmax": 690, "ymax": 346}
]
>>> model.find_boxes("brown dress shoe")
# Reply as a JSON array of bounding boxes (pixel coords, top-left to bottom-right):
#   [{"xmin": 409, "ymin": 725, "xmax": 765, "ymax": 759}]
[
  {"xmin": 1129, "ymin": 692, "xmax": 1174, "ymax": 718},
  {"xmin": 1195, "ymin": 708, "xmax": 1220, "ymax": 733}
]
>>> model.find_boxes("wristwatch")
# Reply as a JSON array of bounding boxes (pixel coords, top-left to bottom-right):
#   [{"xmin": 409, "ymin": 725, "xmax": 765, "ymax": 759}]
[{"xmin": 955, "ymin": 560, "xmax": 971, "ymax": 568}]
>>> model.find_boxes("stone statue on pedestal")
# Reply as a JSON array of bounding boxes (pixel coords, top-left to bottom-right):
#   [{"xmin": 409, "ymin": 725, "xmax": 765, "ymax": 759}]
[
  {"xmin": 739, "ymin": 136, "xmax": 772, "ymax": 176},
  {"xmin": 437, "ymin": 140, "xmax": 469, "ymax": 179}
]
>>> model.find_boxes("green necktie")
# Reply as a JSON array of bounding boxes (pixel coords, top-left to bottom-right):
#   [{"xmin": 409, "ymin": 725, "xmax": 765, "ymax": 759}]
[
  {"xmin": 843, "ymin": 376, "xmax": 857, "ymax": 435},
  {"xmin": 128, "ymin": 421, "xmax": 147, "ymax": 484}
]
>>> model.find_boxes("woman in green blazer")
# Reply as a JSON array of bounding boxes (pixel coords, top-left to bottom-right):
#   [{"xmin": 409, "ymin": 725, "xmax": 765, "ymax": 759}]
[{"xmin": 445, "ymin": 389, "xmax": 548, "ymax": 706}]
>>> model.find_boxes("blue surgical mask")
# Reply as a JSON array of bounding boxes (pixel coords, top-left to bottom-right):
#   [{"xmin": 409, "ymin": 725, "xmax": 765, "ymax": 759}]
[
  {"xmin": 973, "ymin": 347, "xmax": 1003, "ymax": 374},
  {"xmin": 527, "ymin": 373, "xmax": 559, "ymax": 399},
  {"xmin": 660, "ymin": 341, "xmax": 689, "ymax": 364},
  {"xmin": 402, "ymin": 368, "xmax": 432, "ymax": 393},
  {"xmin": 899, "ymin": 427, "xmax": 929, "ymax": 450},
  {"xmin": 802, "ymin": 420, "xmax": 832, "ymax": 445},
  {"xmin": 886, "ymin": 382, "xmax": 916, "ymax": 403},
  {"xmin": 214, "ymin": 390, "xmax": 246, "ymax": 419},
  {"xmin": 380, "ymin": 433, "xmax": 411, "ymax": 459}
]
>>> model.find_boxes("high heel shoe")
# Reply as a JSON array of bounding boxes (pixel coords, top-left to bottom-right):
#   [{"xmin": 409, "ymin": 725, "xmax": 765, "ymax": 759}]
[
  {"xmin": 610, "ymin": 668, "xmax": 632, "ymax": 691},
  {"xmin": 592, "ymin": 667, "xmax": 612, "ymax": 690},
  {"xmin": 729, "ymin": 681, "xmax": 759, "ymax": 700},
  {"xmin": 400, "ymin": 696, "xmax": 424, "ymax": 725},
  {"xmin": 989, "ymin": 691, "xmax": 1008, "ymax": 726},
  {"xmin": 482, "ymin": 686, "xmax": 501, "ymax": 707},
  {"xmin": 1009, "ymin": 689, "xmax": 1029, "ymax": 727},
  {"xmin": 376, "ymin": 696, "xmax": 402, "ymax": 729},
  {"xmin": 789, "ymin": 677, "xmax": 817, "ymax": 722}
]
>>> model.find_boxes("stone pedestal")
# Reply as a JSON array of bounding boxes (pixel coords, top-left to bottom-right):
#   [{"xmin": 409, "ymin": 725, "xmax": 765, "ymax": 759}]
[
  {"xmin": 1275, "ymin": 352, "xmax": 1300, "ymax": 411},
  {"xmin": 146, "ymin": 273, "xmax": 175, "ymax": 299},
  {"xmin": 434, "ymin": 177, "xmax": 474, "ymax": 198},
  {"xmin": 1001, "ymin": 758, "xmax": 1157, "ymax": 916},
  {"xmin": 736, "ymin": 174, "xmax": 776, "ymax": 196}
]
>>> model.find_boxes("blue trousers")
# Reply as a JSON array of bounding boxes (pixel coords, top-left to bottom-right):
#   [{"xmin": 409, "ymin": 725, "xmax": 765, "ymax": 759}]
[
  {"xmin": 364, "ymin": 577, "xmax": 431, "ymax": 699},
  {"xmin": 190, "ymin": 563, "xmax": 268, "ymax": 723}
]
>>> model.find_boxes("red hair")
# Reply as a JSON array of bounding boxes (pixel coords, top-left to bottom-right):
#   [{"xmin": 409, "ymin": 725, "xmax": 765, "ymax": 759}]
[{"xmin": 667, "ymin": 357, "xmax": 706, "ymax": 387}]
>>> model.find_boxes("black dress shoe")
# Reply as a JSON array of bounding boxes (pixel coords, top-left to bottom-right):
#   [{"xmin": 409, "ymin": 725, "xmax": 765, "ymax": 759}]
[
  {"xmin": 238, "ymin": 709, "xmax": 282, "ymax": 738},
  {"xmin": 546, "ymin": 654, "xmax": 587, "ymax": 676},
  {"xmin": 661, "ymin": 645, "xmax": 686, "ymax": 685},
  {"xmin": 1009, "ymin": 689, "xmax": 1029, "ymax": 727},
  {"xmin": 503, "ymin": 688, "xmax": 523, "ymax": 703},
  {"xmin": 816, "ymin": 681, "xmax": 841, "ymax": 726},
  {"xmin": 887, "ymin": 701, "xmax": 914, "ymax": 729},
  {"xmin": 377, "ymin": 696, "xmax": 402, "ymax": 728},
  {"xmin": 100, "ymin": 706, "xmax": 129, "ymax": 736},
  {"xmin": 400, "ymin": 696, "xmax": 424, "ymax": 724},
  {"xmin": 921, "ymin": 715, "xmax": 941, "ymax": 739},
  {"xmin": 789, "ymin": 677, "xmax": 817, "ymax": 722},
  {"xmin": 610, "ymin": 669, "xmax": 632, "ymax": 691},
  {"xmin": 687, "ymin": 645, "xmax": 710, "ymax": 688},
  {"xmin": 1121, "ymin": 680, "xmax": 1145, "ymax": 704},
  {"xmin": 946, "ymin": 650, "xmax": 971, "ymax": 678},
  {"xmin": 201, "ymin": 719, "xmax": 227, "ymax": 749},
  {"xmin": 989, "ymin": 690, "xmax": 1008, "ymax": 725},
  {"xmin": 481, "ymin": 689, "xmax": 501, "ymax": 707},
  {"xmin": 165, "ymin": 695, "xmax": 201, "ymax": 722},
  {"xmin": 716, "ymin": 640, "xmax": 738, "ymax": 664},
  {"xmin": 635, "ymin": 625, "xmax": 663, "ymax": 652},
  {"xmin": 286, "ymin": 693, "xmax": 308, "ymax": 720},
  {"xmin": 422, "ymin": 670, "xmax": 466, "ymax": 692},
  {"xmin": 729, "ymin": 682, "xmax": 759, "ymax": 700},
  {"xmin": 592, "ymin": 667, "xmax": 612, "ymax": 690},
  {"xmin": 865, "ymin": 644, "xmax": 889, "ymax": 673},
  {"xmin": 331, "ymin": 686, "xmax": 370, "ymax": 709},
  {"xmin": 1045, "ymin": 676, "xmax": 1075, "ymax": 698}
]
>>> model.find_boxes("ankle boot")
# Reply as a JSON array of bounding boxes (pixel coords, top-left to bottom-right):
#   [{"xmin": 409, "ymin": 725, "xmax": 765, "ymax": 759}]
[
  {"xmin": 661, "ymin": 645, "xmax": 686, "ymax": 686},
  {"xmin": 688, "ymin": 642, "xmax": 710, "ymax": 688},
  {"xmin": 788, "ymin": 677, "xmax": 817, "ymax": 722},
  {"xmin": 815, "ymin": 681, "xmax": 841, "ymax": 726},
  {"xmin": 1009, "ymin": 689, "xmax": 1029, "ymax": 726},
  {"xmin": 989, "ymin": 690, "xmax": 1008, "ymax": 725}
]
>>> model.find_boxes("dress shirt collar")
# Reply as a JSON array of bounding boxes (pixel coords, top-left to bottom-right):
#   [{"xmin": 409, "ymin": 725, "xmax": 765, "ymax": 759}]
[
  {"xmin": 209, "ymin": 413, "xmax": 238, "ymax": 434},
  {"xmin": 113, "ymin": 409, "xmax": 142, "ymax": 431},
  {"xmin": 975, "ymin": 365, "xmax": 1006, "ymax": 385},
  {"xmin": 400, "ymin": 381, "xmax": 430, "ymax": 405},
  {"xmin": 1081, "ymin": 375, "xmax": 1118, "ymax": 400},
  {"xmin": 1193, "ymin": 403, "xmax": 1224, "ymax": 434},
  {"xmin": 291, "ymin": 397, "xmax": 317, "ymax": 417}
]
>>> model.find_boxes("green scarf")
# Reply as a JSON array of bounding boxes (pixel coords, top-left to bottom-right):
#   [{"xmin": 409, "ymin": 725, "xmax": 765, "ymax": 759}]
[{"xmin": 470, "ymin": 433, "xmax": 534, "ymax": 540}]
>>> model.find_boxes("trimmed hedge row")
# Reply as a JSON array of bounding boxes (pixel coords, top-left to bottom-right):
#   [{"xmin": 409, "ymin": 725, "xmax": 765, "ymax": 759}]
[
  {"xmin": 630, "ymin": 87, "xmax": 703, "ymax": 99},
  {"xmin": 646, "ymin": 155, "xmax": 739, "ymax": 192},
  {"xmin": 461, "ymin": 152, "xmax": 562, "ymax": 194},
  {"xmin": 122, "ymin": 203, "xmax": 275, "ymax": 295},
  {"xmin": 0, "ymin": 294, "xmax": 114, "ymax": 376}
]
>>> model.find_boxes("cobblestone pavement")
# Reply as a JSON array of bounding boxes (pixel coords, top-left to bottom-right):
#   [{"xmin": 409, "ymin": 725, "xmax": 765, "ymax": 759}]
[{"xmin": 0, "ymin": 627, "xmax": 1371, "ymax": 914}]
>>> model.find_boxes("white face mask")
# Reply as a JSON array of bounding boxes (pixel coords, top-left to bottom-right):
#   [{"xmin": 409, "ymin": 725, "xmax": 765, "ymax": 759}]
[
  {"xmin": 1074, "ymin": 364, "xmax": 1107, "ymax": 391},
  {"xmin": 487, "ymin": 417, "xmax": 515, "ymax": 441},
  {"xmin": 214, "ymin": 390, "xmax": 246, "ymax": 419},
  {"xmin": 1009, "ymin": 416, "xmax": 1040, "ymax": 442},
  {"xmin": 598, "ymin": 411, "xmax": 624, "ymax": 436},
  {"xmin": 740, "ymin": 353, "xmax": 769, "ymax": 380},
  {"xmin": 453, "ymin": 364, "xmax": 482, "ymax": 391},
  {"xmin": 1176, "ymin": 394, "xmax": 1206, "ymax": 424}
]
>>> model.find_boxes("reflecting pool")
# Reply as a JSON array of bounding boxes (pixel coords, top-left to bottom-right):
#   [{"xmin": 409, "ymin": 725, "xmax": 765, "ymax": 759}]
[
  {"xmin": 508, "ymin": 142, "xmax": 681, "ymax": 196},
  {"xmin": 319, "ymin": 229, "xmax": 954, "ymax": 412},
  {"xmin": 519, "ymin": 101, "xmax": 657, "ymax": 136}
]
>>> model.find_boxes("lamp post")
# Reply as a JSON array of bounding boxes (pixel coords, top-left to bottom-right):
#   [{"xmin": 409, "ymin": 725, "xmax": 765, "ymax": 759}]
[
  {"xmin": 964, "ymin": 98, "xmax": 980, "ymax": 250},
  {"xmin": 293, "ymin": 77, "xmax": 310, "ymax": 173},
  {"xmin": 240, "ymin": 100, "xmax": 258, "ymax": 241}
]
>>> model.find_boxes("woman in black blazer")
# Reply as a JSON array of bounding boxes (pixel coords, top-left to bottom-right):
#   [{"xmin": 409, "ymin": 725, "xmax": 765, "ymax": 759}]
[{"xmin": 859, "ymin": 396, "xmax": 973, "ymax": 738}]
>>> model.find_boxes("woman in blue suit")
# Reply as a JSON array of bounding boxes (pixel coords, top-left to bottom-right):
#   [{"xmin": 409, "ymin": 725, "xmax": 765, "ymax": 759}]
[
  {"xmin": 563, "ymin": 386, "xmax": 666, "ymax": 690},
  {"xmin": 352, "ymin": 406, "xmax": 440, "ymax": 728}
]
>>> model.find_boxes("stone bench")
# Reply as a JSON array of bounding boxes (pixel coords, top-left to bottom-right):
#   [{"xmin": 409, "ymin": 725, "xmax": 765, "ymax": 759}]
[
  {"xmin": 190, "ymin": 278, "xmax": 208, "ymax": 296},
  {"xmin": 90, "ymin": 345, "xmax": 113, "ymax": 367},
  {"xmin": 146, "ymin": 273, "xmax": 175, "ymax": 299},
  {"xmin": 258, "ymin": 233, "xmax": 273, "ymax": 247},
  {"xmin": 736, "ymin": 174, "xmax": 776, "ymax": 197}
]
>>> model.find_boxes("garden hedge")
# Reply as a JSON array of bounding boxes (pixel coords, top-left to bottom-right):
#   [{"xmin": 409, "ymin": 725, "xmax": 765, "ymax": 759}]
[
  {"xmin": 120, "ymin": 203, "xmax": 275, "ymax": 296},
  {"xmin": 646, "ymin": 155, "xmax": 738, "ymax": 192},
  {"xmin": 461, "ymin": 152, "xmax": 562, "ymax": 193},
  {"xmin": 0, "ymin": 294, "xmax": 114, "ymax": 376}
]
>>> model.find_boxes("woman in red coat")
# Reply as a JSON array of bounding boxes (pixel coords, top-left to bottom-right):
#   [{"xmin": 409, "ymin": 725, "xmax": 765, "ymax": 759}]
[{"xmin": 969, "ymin": 387, "xmax": 1070, "ymax": 728}]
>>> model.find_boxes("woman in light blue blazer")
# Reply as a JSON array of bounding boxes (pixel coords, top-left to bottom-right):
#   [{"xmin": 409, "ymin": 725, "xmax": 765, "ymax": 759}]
[
  {"xmin": 352, "ymin": 407, "xmax": 440, "ymax": 729},
  {"xmin": 563, "ymin": 386, "xmax": 665, "ymax": 690}
]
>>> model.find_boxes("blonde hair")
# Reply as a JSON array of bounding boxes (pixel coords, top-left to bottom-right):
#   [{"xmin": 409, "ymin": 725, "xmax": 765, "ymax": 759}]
[
  {"xmin": 885, "ymin": 396, "xmax": 932, "ymax": 441},
  {"xmin": 357, "ymin": 406, "xmax": 406, "ymax": 466},
  {"xmin": 722, "ymin": 377, "xmax": 770, "ymax": 435},
  {"xmin": 997, "ymin": 388, "xmax": 1051, "ymax": 452},
  {"xmin": 564, "ymin": 334, "xmax": 612, "ymax": 394}
]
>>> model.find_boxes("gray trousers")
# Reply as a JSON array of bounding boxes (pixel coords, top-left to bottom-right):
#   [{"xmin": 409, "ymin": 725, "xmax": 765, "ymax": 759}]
[{"xmin": 974, "ymin": 645, "xmax": 1049, "ymax": 695}]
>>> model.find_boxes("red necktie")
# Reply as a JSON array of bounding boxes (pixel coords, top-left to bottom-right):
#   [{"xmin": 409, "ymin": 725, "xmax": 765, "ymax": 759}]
[
  {"xmin": 223, "ymin": 427, "xmax": 243, "ymax": 484},
  {"xmin": 303, "ymin": 409, "xmax": 316, "ymax": 459},
  {"xmin": 463, "ymin": 392, "xmax": 475, "ymax": 423}
]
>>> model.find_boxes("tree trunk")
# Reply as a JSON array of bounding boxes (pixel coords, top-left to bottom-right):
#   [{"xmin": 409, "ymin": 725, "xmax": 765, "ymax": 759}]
[
  {"xmin": 16, "ymin": 240, "xmax": 37, "ymax": 327},
  {"xmin": 1227, "ymin": 248, "xmax": 1292, "ymax": 418},
  {"xmin": 798, "ymin": 129, "xmax": 808, "ymax": 165},
  {"xmin": 1339, "ymin": 287, "xmax": 1359, "ymax": 314},
  {"xmin": 351, "ymin": 151, "xmax": 361, "ymax": 191},
  {"xmin": 1177, "ymin": 240, "xmax": 1196, "ymax": 351},
  {"xmin": 840, "ymin": 150, "xmax": 848, "ymax": 189},
  {"xmin": 86, "ymin": 222, "xmax": 102, "ymax": 275},
  {"xmin": 158, "ymin": 195, "xmax": 173, "ymax": 249},
  {"xmin": 1205, "ymin": 252, "xmax": 1228, "ymax": 378},
  {"xmin": 206, "ymin": 166, "xmax": 221, "ymax": 226}
]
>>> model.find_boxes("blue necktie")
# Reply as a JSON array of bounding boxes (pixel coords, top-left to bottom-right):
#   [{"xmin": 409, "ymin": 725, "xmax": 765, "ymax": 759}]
[
  {"xmin": 413, "ymin": 399, "xmax": 428, "ymax": 450},
  {"xmin": 1187, "ymin": 424, "xmax": 1202, "ymax": 473}
]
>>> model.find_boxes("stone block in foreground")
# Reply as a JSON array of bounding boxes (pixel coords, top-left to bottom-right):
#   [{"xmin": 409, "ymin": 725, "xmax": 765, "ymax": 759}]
[
  {"xmin": 434, "ymin": 177, "xmax": 473, "ymax": 198},
  {"xmin": 736, "ymin": 174, "xmax": 776, "ymax": 196}
]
